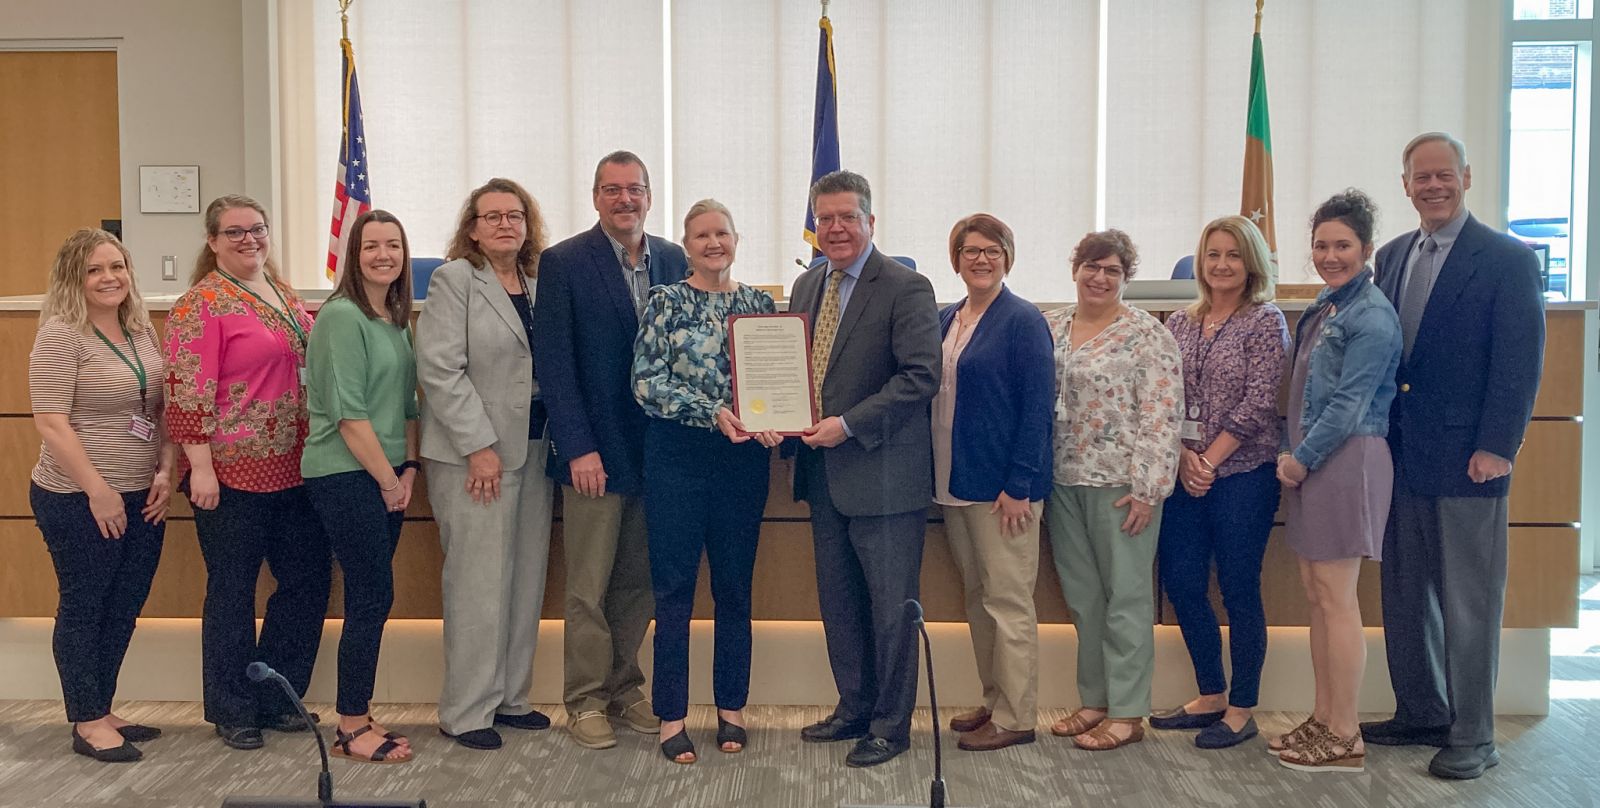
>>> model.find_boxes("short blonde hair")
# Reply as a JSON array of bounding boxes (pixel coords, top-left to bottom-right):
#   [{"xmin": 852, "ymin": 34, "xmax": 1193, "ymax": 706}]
[
  {"xmin": 41, "ymin": 228, "xmax": 153, "ymax": 335},
  {"xmin": 1187, "ymin": 215, "xmax": 1274, "ymax": 318}
]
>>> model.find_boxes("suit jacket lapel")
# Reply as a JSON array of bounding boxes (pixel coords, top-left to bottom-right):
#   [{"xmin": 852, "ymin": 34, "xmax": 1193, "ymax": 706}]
[
  {"xmin": 827, "ymin": 250, "xmax": 880, "ymax": 370},
  {"xmin": 1378, "ymin": 230, "xmax": 1420, "ymax": 301},
  {"xmin": 1415, "ymin": 215, "xmax": 1488, "ymax": 350},
  {"xmin": 472, "ymin": 262, "xmax": 529, "ymax": 350},
  {"xmin": 587, "ymin": 224, "xmax": 640, "ymax": 331}
]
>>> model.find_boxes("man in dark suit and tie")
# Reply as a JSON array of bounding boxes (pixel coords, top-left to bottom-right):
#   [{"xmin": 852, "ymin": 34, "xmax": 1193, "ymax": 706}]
[
  {"xmin": 1362, "ymin": 132, "xmax": 1545, "ymax": 780},
  {"xmin": 790, "ymin": 170, "xmax": 941, "ymax": 768},
  {"xmin": 532, "ymin": 151, "xmax": 688, "ymax": 750}
]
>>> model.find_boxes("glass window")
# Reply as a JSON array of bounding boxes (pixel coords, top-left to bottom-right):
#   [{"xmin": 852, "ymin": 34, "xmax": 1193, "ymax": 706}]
[
  {"xmin": 1514, "ymin": 0, "xmax": 1594, "ymax": 20},
  {"xmin": 1507, "ymin": 43, "xmax": 1582, "ymax": 299}
]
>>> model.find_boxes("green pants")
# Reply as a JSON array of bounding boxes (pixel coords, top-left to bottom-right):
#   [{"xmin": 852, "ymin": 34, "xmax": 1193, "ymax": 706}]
[{"xmin": 1045, "ymin": 483, "xmax": 1161, "ymax": 718}]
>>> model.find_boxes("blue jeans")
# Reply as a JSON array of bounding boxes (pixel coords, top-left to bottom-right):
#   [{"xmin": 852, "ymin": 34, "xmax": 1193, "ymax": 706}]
[
  {"xmin": 642, "ymin": 419, "xmax": 769, "ymax": 722},
  {"xmin": 1156, "ymin": 462, "xmax": 1278, "ymax": 708}
]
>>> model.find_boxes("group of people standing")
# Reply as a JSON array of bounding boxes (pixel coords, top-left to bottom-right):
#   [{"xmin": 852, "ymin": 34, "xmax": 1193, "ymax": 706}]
[{"xmin": 28, "ymin": 133, "xmax": 1542, "ymax": 782}]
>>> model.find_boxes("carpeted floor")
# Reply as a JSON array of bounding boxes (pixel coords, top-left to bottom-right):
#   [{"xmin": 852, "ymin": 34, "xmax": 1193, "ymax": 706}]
[{"xmin": 0, "ymin": 700, "xmax": 1595, "ymax": 808}]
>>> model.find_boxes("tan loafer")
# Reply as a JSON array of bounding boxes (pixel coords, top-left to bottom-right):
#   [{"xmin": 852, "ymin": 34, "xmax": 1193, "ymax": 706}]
[
  {"xmin": 957, "ymin": 722, "xmax": 1036, "ymax": 752},
  {"xmin": 569, "ymin": 711, "xmax": 617, "ymax": 749},
  {"xmin": 608, "ymin": 699, "xmax": 660, "ymax": 734},
  {"xmin": 949, "ymin": 707, "xmax": 992, "ymax": 733}
]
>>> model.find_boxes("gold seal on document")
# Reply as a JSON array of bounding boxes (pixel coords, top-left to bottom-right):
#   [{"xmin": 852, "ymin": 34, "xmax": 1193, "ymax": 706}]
[{"xmin": 750, "ymin": 399, "xmax": 767, "ymax": 414}]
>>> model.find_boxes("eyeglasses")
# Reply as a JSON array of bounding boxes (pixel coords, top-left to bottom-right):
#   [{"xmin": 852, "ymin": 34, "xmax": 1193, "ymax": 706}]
[
  {"xmin": 220, "ymin": 224, "xmax": 269, "ymax": 242},
  {"xmin": 814, "ymin": 213, "xmax": 863, "ymax": 229},
  {"xmin": 476, "ymin": 210, "xmax": 527, "ymax": 227},
  {"xmin": 959, "ymin": 246, "xmax": 1005, "ymax": 262},
  {"xmin": 598, "ymin": 184, "xmax": 650, "ymax": 199},
  {"xmin": 1077, "ymin": 261, "xmax": 1125, "ymax": 280}
]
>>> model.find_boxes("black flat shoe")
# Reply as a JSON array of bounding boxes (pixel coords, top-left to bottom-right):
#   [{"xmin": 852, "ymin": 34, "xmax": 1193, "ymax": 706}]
[
  {"xmin": 72, "ymin": 729, "xmax": 142, "ymax": 763},
  {"xmin": 801, "ymin": 714, "xmax": 869, "ymax": 743},
  {"xmin": 494, "ymin": 710, "xmax": 552, "ymax": 731},
  {"xmin": 1149, "ymin": 707, "xmax": 1227, "ymax": 730},
  {"xmin": 716, "ymin": 716, "xmax": 748, "ymax": 753},
  {"xmin": 845, "ymin": 735, "xmax": 909, "ymax": 768},
  {"xmin": 215, "ymin": 725, "xmax": 264, "ymax": 750},
  {"xmin": 660, "ymin": 729, "xmax": 696, "ymax": 764},
  {"xmin": 1195, "ymin": 717, "xmax": 1258, "ymax": 749},
  {"xmin": 260, "ymin": 712, "xmax": 320, "ymax": 733},
  {"xmin": 115, "ymin": 724, "xmax": 162, "ymax": 743},
  {"xmin": 440, "ymin": 727, "xmax": 502, "ymax": 750}
]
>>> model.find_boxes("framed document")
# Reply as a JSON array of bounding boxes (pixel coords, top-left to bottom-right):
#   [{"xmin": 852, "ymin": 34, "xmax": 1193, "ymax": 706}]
[{"xmin": 728, "ymin": 313, "xmax": 817, "ymax": 435}]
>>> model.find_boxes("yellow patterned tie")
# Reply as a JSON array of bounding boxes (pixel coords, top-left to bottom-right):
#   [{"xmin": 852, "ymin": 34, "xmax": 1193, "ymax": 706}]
[{"xmin": 810, "ymin": 268, "xmax": 844, "ymax": 413}]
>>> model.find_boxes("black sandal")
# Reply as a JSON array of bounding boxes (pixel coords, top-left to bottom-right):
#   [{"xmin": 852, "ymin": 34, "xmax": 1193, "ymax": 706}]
[
  {"xmin": 660, "ymin": 729, "xmax": 696, "ymax": 764},
  {"xmin": 716, "ymin": 716, "xmax": 748, "ymax": 753},
  {"xmin": 332, "ymin": 723, "xmax": 411, "ymax": 765}
]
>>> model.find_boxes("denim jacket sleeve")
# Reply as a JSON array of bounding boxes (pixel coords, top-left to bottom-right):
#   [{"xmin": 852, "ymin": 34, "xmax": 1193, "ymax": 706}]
[{"xmin": 1291, "ymin": 303, "xmax": 1402, "ymax": 471}]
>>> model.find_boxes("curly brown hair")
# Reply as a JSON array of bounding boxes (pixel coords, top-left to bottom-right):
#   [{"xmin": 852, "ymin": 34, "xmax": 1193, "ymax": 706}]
[{"xmin": 445, "ymin": 177, "xmax": 546, "ymax": 276}]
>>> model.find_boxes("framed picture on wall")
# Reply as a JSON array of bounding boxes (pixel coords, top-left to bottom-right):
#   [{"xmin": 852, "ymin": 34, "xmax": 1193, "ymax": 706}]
[{"xmin": 138, "ymin": 165, "xmax": 200, "ymax": 214}]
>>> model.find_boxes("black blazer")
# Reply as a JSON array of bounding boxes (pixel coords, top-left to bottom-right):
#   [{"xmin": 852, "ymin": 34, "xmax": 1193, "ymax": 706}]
[
  {"xmin": 1373, "ymin": 213, "xmax": 1544, "ymax": 498},
  {"xmin": 531, "ymin": 223, "xmax": 688, "ymax": 495},
  {"xmin": 787, "ymin": 246, "xmax": 941, "ymax": 516}
]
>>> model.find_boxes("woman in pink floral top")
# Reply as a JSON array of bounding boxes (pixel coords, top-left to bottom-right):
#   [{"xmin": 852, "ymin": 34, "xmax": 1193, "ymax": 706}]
[
  {"xmin": 165, "ymin": 195, "xmax": 331, "ymax": 752},
  {"xmin": 1042, "ymin": 229, "xmax": 1182, "ymax": 752}
]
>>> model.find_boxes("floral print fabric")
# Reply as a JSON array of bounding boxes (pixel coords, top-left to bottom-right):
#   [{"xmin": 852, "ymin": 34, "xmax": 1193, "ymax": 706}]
[
  {"xmin": 165, "ymin": 271, "xmax": 313, "ymax": 492},
  {"xmin": 632, "ymin": 281, "xmax": 777, "ymax": 430},
  {"xmin": 1044, "ymin": 304, "xmax": 1183, "ymax": 504},
  {"xmin": 1165, "ymin": 304, "xmax": 1288, "ymax": 478}
]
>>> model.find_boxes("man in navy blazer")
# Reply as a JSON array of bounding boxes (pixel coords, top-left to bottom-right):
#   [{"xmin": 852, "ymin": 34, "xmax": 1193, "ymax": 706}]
[
  {"xmin": 532, "ymin": 151, "xmax": 688, "ymax": 750},
  {"xmin": 790, "ymin": 170, "xmax": 941, "ymax": 768},
  {"xmin": 1362, "ymin": 133, "xmax": 1545, "ymax": 780}
]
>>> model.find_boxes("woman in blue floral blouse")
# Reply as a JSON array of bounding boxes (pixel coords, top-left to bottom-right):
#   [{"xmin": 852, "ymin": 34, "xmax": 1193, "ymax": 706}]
[{"xmin": 631, "ymin": 199, "xmax": 780, "ymax": 765}]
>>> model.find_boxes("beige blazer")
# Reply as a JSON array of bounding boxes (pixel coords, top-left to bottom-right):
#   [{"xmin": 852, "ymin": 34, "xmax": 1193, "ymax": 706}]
[{"xmin": 416, "ymin": 257, "xmax": 539, "ymax": 470}]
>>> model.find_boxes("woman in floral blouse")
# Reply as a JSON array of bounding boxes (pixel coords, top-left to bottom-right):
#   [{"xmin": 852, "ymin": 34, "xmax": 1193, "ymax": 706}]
[
  {"xmin": 1043, "ymin": 229, "xmax": 1182, "ymax": 752},
  {"xmin": 631, "ymin": 199, "xmax": 779, "ymax": 765},
  {"xmin": 166, "ymin": 194, "xmax": 331, "ymax": 752},
  {"xmin": 1150, "ymin": 216, "xmax": 1287, "ymax": 750}
]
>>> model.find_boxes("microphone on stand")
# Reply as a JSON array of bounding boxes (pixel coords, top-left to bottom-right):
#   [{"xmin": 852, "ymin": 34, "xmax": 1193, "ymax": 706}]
[{"xmin": 221, "ymin": 663, "xmax": 427, "ymax": 808}]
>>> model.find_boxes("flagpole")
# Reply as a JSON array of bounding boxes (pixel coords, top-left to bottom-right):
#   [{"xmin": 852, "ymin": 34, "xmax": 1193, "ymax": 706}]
[
  {"xmin": 1254, "ymin": 0, "xmax": 1263, "ymax": 34},
  {"xmin": 821, "ymin": 0, "xmax": 830, "ymax": 19},
  {"xmin": 339, "ymin": 0, "xmax": 352, "ymax": 41}
]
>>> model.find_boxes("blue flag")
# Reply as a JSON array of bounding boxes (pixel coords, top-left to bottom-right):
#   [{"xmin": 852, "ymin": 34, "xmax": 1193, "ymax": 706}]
[{"xmin": 803, "ymin": 16, "xmax": 840, "ymax": 256}]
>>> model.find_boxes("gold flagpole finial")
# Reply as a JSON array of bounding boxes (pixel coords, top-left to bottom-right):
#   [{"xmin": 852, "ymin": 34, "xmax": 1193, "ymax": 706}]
[
  {"xmin": 1254, "ymin": 0, "xmax": 1264, "ymax": 34},
  {"xmin": 339, "ymin": 0, "xmax": 353, "ymax": 41}
]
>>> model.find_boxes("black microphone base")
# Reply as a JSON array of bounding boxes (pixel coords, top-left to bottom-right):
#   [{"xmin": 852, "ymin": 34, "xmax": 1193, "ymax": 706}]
[{"xmin": 221, "ymin": 798, "xmax": 426, "ymax": 807}]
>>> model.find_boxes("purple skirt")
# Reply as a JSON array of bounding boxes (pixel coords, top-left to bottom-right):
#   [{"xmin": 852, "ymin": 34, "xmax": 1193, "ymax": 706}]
[{"xmin": 1282, "ymin": 435, "xmax": 1391, "ymax": 562}]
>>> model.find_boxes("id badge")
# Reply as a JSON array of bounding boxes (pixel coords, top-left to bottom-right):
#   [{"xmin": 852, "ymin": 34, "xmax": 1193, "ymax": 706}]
[
  {"xmin": 129, "ymin": 414, "xmax": 157, "ymax": 442},
  {"xmin": 1180, "ymin": 419, "xmax": 1204, "ymax": 442},
  {"xmin": 298, "ymin": 366, "xmax": 309, "ymax": 386}
]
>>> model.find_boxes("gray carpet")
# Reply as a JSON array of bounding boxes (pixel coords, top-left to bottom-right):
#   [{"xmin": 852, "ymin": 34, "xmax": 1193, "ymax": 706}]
[{"xmin": 0, "ymin": 700, "xmax": 1595, "ymax": 808}]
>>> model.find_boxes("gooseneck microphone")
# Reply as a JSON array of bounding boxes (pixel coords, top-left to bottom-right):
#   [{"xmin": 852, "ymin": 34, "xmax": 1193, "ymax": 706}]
[
  {"xmin": 247, "ymin": 662, "xmax": 334, "ymax": 805},
  {"xmin": 904, "ymin": 598, "xmax": 947, "ymax": 808}
]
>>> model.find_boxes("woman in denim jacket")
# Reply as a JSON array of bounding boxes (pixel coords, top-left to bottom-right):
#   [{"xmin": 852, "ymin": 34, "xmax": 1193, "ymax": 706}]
[{"xmin": 1274, "ymin": 190, "xmax": 1401, "ymax": 773}]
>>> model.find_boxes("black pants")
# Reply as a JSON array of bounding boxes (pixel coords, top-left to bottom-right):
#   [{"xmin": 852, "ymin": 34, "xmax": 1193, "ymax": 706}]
[
  {"xmin": 194, "ymin": 484, "xmax": 331, "ymax": 728},
  {"xmin": 31, "ymin": 484, "xmax": 165, "ymax": 723},
  {"xmin": 642, "ymin": 419, "xmax": 769, "ymax": 722},
  {"xmin": 305, "ymin": 469, "xmax": 405, "ymax": 717}
]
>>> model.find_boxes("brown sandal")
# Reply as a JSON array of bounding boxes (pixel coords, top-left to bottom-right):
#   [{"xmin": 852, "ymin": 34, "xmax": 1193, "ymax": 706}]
[
  {"xmin": 1266, "ymin": 716, "xmax": 1327, "ymax": 755},
  {"xmin": 1277, "ymin": 725, "xmax": 1363, "ymax": 772},
  {"xmin": 1050, "ymin": 708, "xmax": 1107, "ymax": 737},
  {"xmin": 1072, "ymin": 718, "xmax": 1145, "ymax": 751},
  {"xmin": 332, "ymin": 723, "xmax": 412, "ymax": 765}
]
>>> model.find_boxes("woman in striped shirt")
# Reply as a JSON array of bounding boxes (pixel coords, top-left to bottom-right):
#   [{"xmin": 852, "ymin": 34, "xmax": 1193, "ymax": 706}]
[{"xmin": 29, "ymin": 228, "xmax": 174, "ymax": 762}]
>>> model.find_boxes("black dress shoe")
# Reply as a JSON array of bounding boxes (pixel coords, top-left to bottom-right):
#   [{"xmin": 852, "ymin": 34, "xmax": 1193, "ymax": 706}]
[
  {"xmin": 72, "ymin": 729, "xmax": 142, "ymax": 762},
  {"xmin": 1429, "ymin": 743, "xmax": 1500, "ymax": 780},
  {"xmin": 845, "ymin": 735, "xmax": 909, "ymax": 768},
  {"xmin": 1149, "ymin": 707, "xmax": 1227, "ymax": 731},
  {"xmin": 260, "ymin": 712, "xmax": 320, "ymax": 733},
  {"xmin": 215, "ymin": 725, "xmax": 265, "ymax": 750},
  {"xmin": 801, "ymin": 715, "xmax": 870, "ymax": 743},
  {"xmin": 115, "ymin": 724, "xmax": 163, "ymax": 743},
  {"xmin": 494, "ymin": 710, "xmax": 552, "ymax": 731},
  {"xmin": 440, "ymin": 727, "xmax": 503, "ymax": 750},
  {"xmin": 1359, "ymin": 718, "xmax": 1449, "ymax": 747}
]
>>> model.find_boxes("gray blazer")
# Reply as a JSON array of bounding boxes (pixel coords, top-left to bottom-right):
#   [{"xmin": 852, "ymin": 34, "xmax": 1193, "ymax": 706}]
[
  {"xmin": 788, "ymin": 247, "xmax": 941, "ymax": 516},
  {"xmin": 416, "ymin": 257, "xmax": 538, "ymax": 470}
]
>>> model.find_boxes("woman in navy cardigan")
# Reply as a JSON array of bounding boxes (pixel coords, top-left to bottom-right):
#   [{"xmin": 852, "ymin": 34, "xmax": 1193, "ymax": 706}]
[{"xmin": 934, "ymin": 213, "xmax": 1055, "ymax": 752}]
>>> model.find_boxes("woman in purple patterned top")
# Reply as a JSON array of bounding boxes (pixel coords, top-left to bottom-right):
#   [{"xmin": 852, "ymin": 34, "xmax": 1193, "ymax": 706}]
[{"xmin": 1149, "ymin": 216, "xmax": 1287, "ymax": 750}]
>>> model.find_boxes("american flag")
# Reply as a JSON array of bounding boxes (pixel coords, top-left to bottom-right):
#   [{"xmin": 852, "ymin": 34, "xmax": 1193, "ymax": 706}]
[{"xmin": 325, "ymin": 35, "xmax": 371, "ymax": 281}]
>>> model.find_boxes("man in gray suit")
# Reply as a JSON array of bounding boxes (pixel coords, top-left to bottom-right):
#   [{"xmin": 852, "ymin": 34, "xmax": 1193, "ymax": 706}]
[
  {"xmin": 790, "ymin": 170, "xmax": 941, "ymax": 768},
  {"xmin": 1362, "ymin": 133, "xmax": 1545, "ymax": 780}
]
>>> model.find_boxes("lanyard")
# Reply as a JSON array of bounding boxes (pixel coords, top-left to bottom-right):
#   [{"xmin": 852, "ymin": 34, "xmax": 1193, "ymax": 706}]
[
  {"xmin": 93, "ymin": 324, "xmax": 149, "ymax": 410},
  {"xmin": 216, "ymin": 270, "xmax": 307, "ymax": 349},
  {"xmin": 1190, "ymin": 312, "xmax": 1235, "ymax": 388}
]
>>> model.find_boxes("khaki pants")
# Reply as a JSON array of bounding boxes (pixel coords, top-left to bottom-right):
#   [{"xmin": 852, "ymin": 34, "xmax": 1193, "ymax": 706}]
[
  {"xmin": 943, "ymin": 501, "xmax": 1042, "ymax": 731},
  {"xmin": 560, "ymin": 488, "xmax": 653, "ymax": 716},
  {"xmin": 1045, "ymin": 484, "xmax": 1161, "ymax": 718}
]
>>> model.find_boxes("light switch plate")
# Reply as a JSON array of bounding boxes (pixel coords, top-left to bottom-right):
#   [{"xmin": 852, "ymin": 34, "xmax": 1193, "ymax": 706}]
[{"xmin": 162, "ymin": 255, "xmax": 176, "ymax": 281}]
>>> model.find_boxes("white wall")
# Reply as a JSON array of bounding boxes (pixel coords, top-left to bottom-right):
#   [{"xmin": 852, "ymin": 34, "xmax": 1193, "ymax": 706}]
[{"xmin": 1, "ymin": 0, "xmax": 262, "ymax": 296}]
